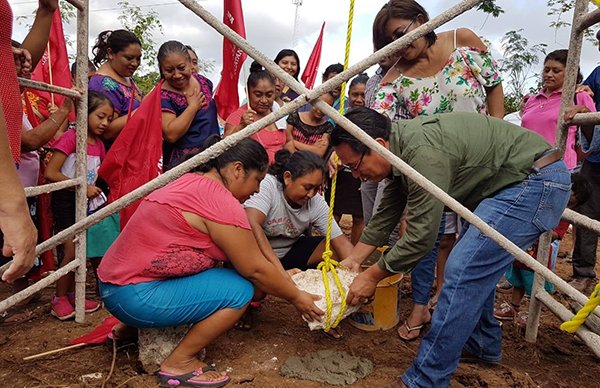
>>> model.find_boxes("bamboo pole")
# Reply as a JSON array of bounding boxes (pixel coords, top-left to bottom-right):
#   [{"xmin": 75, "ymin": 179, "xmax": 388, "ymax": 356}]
[
  {"xmin": 47, "ymin": 42, "xmax": 55, "ymax": 106},
  {"xmin": 23, "ymin": 343, "xmax": 86, "ymax": 361},
  {"xmin": 17, "ymin": 78, "xmax": 82, "ymax": 99}
]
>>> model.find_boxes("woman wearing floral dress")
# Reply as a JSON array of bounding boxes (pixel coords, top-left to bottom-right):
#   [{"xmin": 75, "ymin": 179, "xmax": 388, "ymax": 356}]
[{"xmin": 371, "ymin": 0, "xmax": 504, "ymax": 341}]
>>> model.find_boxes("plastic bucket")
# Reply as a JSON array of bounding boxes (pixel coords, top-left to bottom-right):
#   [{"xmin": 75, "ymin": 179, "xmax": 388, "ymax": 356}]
[{"xmin": 349, "ymin": 273, "xmax": 403, "ymax": 331}]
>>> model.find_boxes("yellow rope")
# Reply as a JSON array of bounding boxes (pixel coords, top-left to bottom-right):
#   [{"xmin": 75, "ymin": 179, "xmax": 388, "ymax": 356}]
[
  {"xmin": 560, "ymin": 281, "xmax": 600, "ymax": 333},
  {"xmin": 319, "ymin": 0, "xmax": 355, "ymax": 332}
]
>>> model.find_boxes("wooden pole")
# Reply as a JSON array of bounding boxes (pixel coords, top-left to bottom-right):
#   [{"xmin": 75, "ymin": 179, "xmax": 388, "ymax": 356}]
[
  {"xmin": 23, "ymin": 343, "xmax": 86, "ymax": 361},
  {"xmin": 46, "ymin": 42, "xmax": 55, "ymax": 106}
]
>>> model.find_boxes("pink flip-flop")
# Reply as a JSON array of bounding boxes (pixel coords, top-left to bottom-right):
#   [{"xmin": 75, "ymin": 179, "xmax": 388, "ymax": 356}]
[{"xmin": 157, "ymin": 366, "xmax": 230, "ymax": 387}]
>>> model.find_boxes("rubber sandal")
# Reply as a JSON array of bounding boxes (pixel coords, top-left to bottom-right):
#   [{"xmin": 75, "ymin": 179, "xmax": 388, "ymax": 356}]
[
  {"xmin": 233, "ymin": 308, "xmax": 253, "ymax": 331},
  {"xmin": 157, "ymin": 366, "xmax": 230, "ymax": 387},
  {"xmin": 398, "ymin": 321, "xmax": 426, "ymax": 342},
  {"xmin": 321, "ymin": 326, "xmax": 344, "ymax": 341},
  {"xmin": 0, "ymin": 309, "xmax": 34, "ymax": 326}
]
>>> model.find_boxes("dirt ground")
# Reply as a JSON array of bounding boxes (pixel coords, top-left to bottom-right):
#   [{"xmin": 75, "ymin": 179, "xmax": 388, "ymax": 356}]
[{"xmin": 1, "ymin": 217, "xmax": 600, "ymax": 388}]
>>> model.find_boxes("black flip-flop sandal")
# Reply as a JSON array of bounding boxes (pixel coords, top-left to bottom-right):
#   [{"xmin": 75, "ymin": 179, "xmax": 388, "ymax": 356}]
[
  {"xmin": 157, "ymin": 366, "xmax": 230, "ymax": 387},
  {"xmin": 0, "ymin": 309, "xmax": 34, "ymax": 326},
  {"xmin": 321, "ymin": 326, "xmax": 344, "ymax": 341}
]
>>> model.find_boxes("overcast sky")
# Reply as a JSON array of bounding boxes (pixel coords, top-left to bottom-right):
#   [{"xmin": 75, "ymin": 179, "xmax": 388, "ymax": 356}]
[{"xmin": 9, "ymin": 0, "xmax": 600, "ymax": 94}]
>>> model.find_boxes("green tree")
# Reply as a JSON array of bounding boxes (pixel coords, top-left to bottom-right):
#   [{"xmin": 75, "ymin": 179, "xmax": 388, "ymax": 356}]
[
  {"xmin": 498, "ymin": 30, "xmax": 547, "ymax": 113},
  {"xmin": 117, "ymin": 1, "xmax": 164, "ymax": 71},
  {"xmin": 477, "ymin": 0, "xmax": 504, "ymax": 17},
  {"xmin": 547, "ymin": 0, "xmax": 597, "ymax": 44}
]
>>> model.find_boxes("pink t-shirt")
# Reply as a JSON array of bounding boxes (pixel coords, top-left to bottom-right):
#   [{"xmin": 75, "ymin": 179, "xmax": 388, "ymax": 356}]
[
  {"xmin": 97, "ymin": 173, "xmax": 251, "ymax": 285},
  {"xmin": 226, "ymin": 104, "xmax": 286, "ymax": 164},
  {"xmin": 521, "ymin": 90, "xmax": 596, "ymax": 169},
  {"xmin": 52, "ymin": 129, "xmax": 106, "ymax": 183}
]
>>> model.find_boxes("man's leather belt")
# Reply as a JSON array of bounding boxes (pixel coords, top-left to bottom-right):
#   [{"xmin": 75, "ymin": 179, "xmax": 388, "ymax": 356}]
[{"xmin": 533, "ymin": 148, "xmax": 562, "ymax": 170}]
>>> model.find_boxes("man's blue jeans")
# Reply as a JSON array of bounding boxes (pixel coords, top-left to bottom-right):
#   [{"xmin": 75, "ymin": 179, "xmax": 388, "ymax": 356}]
[
  {"xmin": 402, "ymin": 161, "xmax": 571, "ymax": 388},
  {"xmin": 411, "ymin": 218, "xmax": 445, "ymax": 306}
]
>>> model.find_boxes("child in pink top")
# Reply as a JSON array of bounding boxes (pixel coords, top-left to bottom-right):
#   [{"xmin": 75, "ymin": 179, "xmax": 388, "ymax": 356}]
[{"xmin": 521, "ymin": 50, "xmax": 596, "ymax": 169}]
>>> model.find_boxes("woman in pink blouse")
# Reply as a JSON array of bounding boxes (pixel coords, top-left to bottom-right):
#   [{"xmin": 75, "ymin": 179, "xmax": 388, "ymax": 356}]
[{"xmin": 521, "ymin": 49, "xmax": 596, "ymax": 170}]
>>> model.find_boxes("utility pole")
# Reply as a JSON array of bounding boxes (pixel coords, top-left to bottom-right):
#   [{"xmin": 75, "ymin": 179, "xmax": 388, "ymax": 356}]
[{"xmin": 292, "ymin": 0, "xmax": 303, "ymax": 48}]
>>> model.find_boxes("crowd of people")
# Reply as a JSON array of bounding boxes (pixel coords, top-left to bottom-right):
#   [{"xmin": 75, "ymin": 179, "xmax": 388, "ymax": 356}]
[{"xmin": 2, "ymin": 0, "xmax": 600, "ymax": 387}]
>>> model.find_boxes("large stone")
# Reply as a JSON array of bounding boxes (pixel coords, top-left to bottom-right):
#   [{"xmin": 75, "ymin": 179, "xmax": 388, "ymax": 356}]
[
  {"xmin": 138, "ymin": 325, "xmax": 206, "ymax": 373},
  {"xmin": 291, "ymin": 269, "xmax": 362, "ymax": 331}
]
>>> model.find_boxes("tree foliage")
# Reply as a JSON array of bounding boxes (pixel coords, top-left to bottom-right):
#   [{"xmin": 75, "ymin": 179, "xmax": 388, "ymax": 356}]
[
  {"xmin": 499, "ymin": 30, "xmax": 547, "ymax": 114},
  {"xmin": 547, "ymin": 0, "xmax": 597, "ymax": 44},
  {"xmin": 477, "ymin": 0, "xmax": 505, "ymax": 17},
  {"xmin": 117, "ymin": 1, "xmax": 164, "ymax": 71}
]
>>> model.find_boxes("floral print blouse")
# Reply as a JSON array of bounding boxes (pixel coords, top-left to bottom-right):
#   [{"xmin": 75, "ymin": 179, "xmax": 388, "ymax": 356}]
[{"xmin": 372, "ymin": 46, "xmax": 502, "ymax": 118}]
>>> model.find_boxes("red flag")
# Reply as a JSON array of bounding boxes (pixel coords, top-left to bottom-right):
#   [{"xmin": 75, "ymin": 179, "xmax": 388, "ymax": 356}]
[
  {"xmin": 301, "ymin": 22, "xmax": 326, "ymax": 90},
  {"xmin": 214, "ymin": 0, "xmax": 247, "ymax": 120},
  {"xmin": 69, "ymin": 317, "xmax": 120, "ymax": 345},
  {"xmin": 31, "ymin": 8, "xmax": 75, "ymax": 121},
  {"xmin": 98, "ymin": 82, "xmax": 164, "ymax": 230}
]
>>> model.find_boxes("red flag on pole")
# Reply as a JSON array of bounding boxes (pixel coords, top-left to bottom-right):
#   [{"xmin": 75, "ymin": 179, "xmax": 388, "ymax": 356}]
[
  {"xmin": 31, "ymin": 8, "xmax": 75, "ymax": 121},
  {"xmin": 214, "ymin": 0, "xmax": 247, "ymax": 120},
  {"xmin": 98, "ymin": 82, "xmax": 164, "ymax": 230},
  {"xmin": 301, "ymin": 22, "xmax": 326, "ymax": 90}
]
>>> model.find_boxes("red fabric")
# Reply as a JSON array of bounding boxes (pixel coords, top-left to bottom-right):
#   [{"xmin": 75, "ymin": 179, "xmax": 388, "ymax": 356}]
[
  {"xmin": 30, "ymin": 8, "xmax": 75, "ymax": 122},
  {"xmin": 301, "ymin": 22, "xmax": 326, "ymax": 90},
  {"xmin": 213, "ymin": 0, "xmax": 247, "ymax": 120},
  {"xmin": 68, "ymin": 317, "xmax": 120, "ymax": 345},
  {"xmin": 98, "ymin": 82, "xmax": 163, "ymax": 230},
  {"xmin": 23, "ymin": 92, "xmax": 42, "ymax": 128},
  {"xmin": 0, "ymin": 0, "xmax": 23, "ymax": 165},
  {"xmin": 97, "ymin": 174, "xmax": 251, "ymax": 285}
]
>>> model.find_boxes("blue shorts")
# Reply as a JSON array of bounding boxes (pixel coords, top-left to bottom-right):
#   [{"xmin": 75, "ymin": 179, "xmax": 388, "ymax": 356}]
[{"xmin": 99, "ymin": 268, "xmax": 254, "ymax": 328}]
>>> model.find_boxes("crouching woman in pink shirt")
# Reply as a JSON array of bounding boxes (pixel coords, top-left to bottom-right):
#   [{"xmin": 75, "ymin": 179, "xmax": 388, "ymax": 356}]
[
  {"xmin": 521, "ymin": 49, "xmax": 596, "ymax": 170},
  {"xmin": 97, "ymin": 136, "xmax": 323, "ymax": 388}
]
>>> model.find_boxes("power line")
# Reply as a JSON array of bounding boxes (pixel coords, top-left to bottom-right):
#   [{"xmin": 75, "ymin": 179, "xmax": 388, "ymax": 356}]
[{"xmin": 15, "ymin": 2, "xmax": 182, "ymax": 17}]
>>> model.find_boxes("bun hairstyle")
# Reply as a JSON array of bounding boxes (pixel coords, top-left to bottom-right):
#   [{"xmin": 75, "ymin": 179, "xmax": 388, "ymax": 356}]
[
  {"xmin": 248, "ymin": 61, "xmax": 275, "ymax": 90},
  {"xmin": 274, "ymin": 49, "xmax": 301, "ymax": 80},
  {"xmin": 544, "ymin": 49, "xmax": 583, "ymax": 84},
  {"xmin": 188, "ymin": 135, "xmax": 268, "ymax": 178},
  {"xmin": 269, "ymin": 150, "xmax": 327, "ymax": 186},
  {"xmin": 92, "ymin": 29, "xmax": 142, "ymax": 67},
  {"xmin": 349, "ymin": 73, "xmax": 369, "ymax": 91},
  {"xmin": 373, "ymin": 0, "xmax": 437, "ymax": 52},
  {"xmin": 157, "ymin": 40, "xmax": 191, "ymax": 79}
]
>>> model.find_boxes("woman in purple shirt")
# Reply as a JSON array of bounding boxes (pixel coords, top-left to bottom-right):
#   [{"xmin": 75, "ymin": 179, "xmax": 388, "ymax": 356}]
[{"xmin": 88, "ymin": 29, "xmax": 143, "ymax": 149}]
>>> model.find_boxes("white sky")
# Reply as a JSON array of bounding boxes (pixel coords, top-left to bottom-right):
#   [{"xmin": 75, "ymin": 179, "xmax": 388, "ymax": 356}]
[{"xmin": 9, "ymin": 0, "xmax": 600, "ymax": 96}]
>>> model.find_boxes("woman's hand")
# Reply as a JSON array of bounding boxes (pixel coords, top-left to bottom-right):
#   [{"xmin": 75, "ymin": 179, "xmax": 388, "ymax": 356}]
[
  {"xmin": 12, "ymin": 47, "xmax": 32, "ymax": 78},
  {"xmin": 291, "ymin": 290, "xmax": 325, "ymax": 322},
  {"xmin": 284, "ymin": 268, "xmax": 300, "ymax": 285},
  {"xmin": 564, "ymin": 105, "xmax": 591, "ymax": 126},
  {"xmin": 240, "ymin": 109, "xmax": 256, "ymax": 128},
  {"xmin": 184, "ymin": 88, "xmax": 206, "ymax": 111},
  {"xmin": 576, "ymin": 84, "xmax": 594, "ymax": 98},
  {"xmin": 86, "ymin": 185, "xmax": 102, "ymax": 198},
  {"xmin": 315, "ymin": 135, "xmax": 328, "ymax": 149},
  {"xmin": 346, "ymin": 271, "xmax": 378, "ymax": 306}
]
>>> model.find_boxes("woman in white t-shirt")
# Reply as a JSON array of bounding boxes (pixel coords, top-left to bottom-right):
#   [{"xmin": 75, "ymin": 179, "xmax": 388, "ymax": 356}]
[
  {"xmin": 244, "ymin": 149, "xmax": 353, "ymax": 337},
  {"xmin": 244, "ymin": 150, "xmax": 353, "ymax": 274}
]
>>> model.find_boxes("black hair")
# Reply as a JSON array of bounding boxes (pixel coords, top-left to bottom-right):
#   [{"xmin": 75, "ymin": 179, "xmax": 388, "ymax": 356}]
[
  {"xmin": 88, "ymin": 90, "xmax": 114, "ymax": 116},
  {"xmin": 92, "ymin": 29, "xmax": 142, "ymax": 67},
  {"xmin": 349, "ymin": 73, "xmax": 369, "ymax": 91},
  {"xmin": 323, "ymin": 63, "xmax": 344, "ymax": 80},
  {"xmin": 157, "ymin": 40, "xmax": 192, "ymax": 79},
  {"xmin": 185, "ymin": 45, "xmax": 198, "ymax": 59},
  {"xmin": 269, "ymin": 149, "xmax": 327, "ymax": 185},
  {"xmin": 248, "ymin": 61, "xmax": 275, "ymax": 90},
  {"xmin": 71, "ymin": 60, "xmax": 97, "ymax": 79},
  {"xmin": 190, "ymin": 135, "xmax": 269, "ymax": 180},
  {"xmin": 571, "ymin": 173, "xmax": 591, "ymax": 209},
  {"xmin": 373, "ymin": 0, "xmax": 437, "ymax": 52},
  {"xmin": 330, "ymin": 107, "xmax": 391, "ymax": 155},
  {"xmin": 544, "ymin": 49, "xmax": 583, "ymax": 84},
  {"xmin": 274, "ymin": 49, "xmax": 301, "ymax": 80}
]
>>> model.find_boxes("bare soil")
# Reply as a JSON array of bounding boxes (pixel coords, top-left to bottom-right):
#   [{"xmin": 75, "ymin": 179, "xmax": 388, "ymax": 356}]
[{"xmin": 1, "ymin": 219, "xmax": 599, "ymax": 388}]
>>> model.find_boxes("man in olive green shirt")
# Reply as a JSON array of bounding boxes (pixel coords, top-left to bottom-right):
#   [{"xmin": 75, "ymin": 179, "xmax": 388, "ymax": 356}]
[{"xmin": 331, "ymin": 108, "xmax": 571, "ymax": 388}]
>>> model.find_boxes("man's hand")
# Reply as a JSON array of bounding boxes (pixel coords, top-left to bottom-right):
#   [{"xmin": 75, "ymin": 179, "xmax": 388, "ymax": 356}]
[
  {"xmin": 564, "ymin": 105, "xmax": 591, "ymax": 126},
  {"xmin": 346, "ymin": 271, "xmax": 377, "ymax": 306},
  {"xmin": 340, "ymin": 256, "xmax": 362, "ymax": 273}
]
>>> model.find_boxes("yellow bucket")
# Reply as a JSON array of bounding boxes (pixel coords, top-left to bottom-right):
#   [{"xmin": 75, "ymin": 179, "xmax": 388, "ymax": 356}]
[{"xmin": 349, "ymin": 273, "xmax": 403, "ymax": 331}]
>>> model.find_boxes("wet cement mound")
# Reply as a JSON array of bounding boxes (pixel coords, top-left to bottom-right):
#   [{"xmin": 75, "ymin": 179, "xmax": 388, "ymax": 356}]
[{"xmin": 280, "ymin": 350, "xmax": 373, "ymax": 385}]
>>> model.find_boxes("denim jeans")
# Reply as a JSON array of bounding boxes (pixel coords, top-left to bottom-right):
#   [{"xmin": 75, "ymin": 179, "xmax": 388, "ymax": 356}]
[
  {"xmin": 411, "ymin": 217, "xmax": 446, "ymax": 306},
  {"xmin": 402, "ymin": 161, "xmax": 571, "ymax": 388}
]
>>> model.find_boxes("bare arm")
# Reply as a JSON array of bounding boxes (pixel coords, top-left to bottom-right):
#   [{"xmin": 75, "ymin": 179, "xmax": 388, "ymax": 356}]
[
  {"xmin": 21, "ymin": 97, "xmax": 74, "ymax": 152},
  {"xmin": 293, "ymin": 135, "xmax": 328, "ymax": 157},
  {"xmin": 485, "ymin": 83, "xmax": 505, "ymax": 119},
  {"xmin": 0, "ymin": 103, "xmax": 37, "ymax": 282},
  {"xmin": 340, "ymin": 242, "xmax": 378, "ymax": 272},
  {"xmin": 20, "ymin": 0, "xmax": 58, "ymax": 69},
  {"xmin": 101, "ymin": 114, "xmax": 129, "ymax": 141},
  {"xmin": 245, "ymin": 208, "xmax": 290, "ymax": 277},
  {"xmin": 43, "ymin": 150, "xmax": 70, "ymax": 183},
  {"xmin": 284, "ymin": 126, "xmax": 295, "ymax": 153},
  {"xmin": 331, "ymin": 235, "xmax": 354, "ymax": 262}
]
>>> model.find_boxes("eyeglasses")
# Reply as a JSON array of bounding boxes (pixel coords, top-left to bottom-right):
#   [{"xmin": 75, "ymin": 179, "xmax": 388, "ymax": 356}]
[
  {"xmin": 345, "ymin": 151, "xmax": 366, "ymax": 172},
  {"xmin": 392, "ymin": 17, "xmax": 417, "ymax": 40}
]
